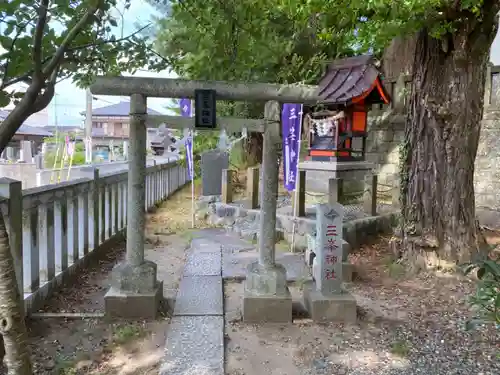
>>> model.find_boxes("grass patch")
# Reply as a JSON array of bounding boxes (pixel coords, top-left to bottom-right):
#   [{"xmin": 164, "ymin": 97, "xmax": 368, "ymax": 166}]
[
  {"xmin": 383, "ymin": 256, "xmax": 406, "ymax": 279},
  {"xmin": 275, "ymin": 240, "xmax": 290, "ymax": 252},
  {"xmin": 54, "ymin": 354, "xmax": 77, "ymax": 375},
  {"xmin": 112, "ymin": 323, "xmax": 147, "ymax": 346},
  {"xmin": 390, "ymin": 340, "xmax": 411, "ymax": 357}
]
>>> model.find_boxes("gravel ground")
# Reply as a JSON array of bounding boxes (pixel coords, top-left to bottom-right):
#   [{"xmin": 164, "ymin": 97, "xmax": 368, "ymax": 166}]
[{"xmin": 225, "ymin": 236, "xmax": 499, "ymax": 375}]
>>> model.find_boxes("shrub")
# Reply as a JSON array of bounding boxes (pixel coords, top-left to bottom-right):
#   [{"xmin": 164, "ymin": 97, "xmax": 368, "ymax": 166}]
[{"xmin": 463, "ymin": 258, "xmax": 500, "ymax": 329}]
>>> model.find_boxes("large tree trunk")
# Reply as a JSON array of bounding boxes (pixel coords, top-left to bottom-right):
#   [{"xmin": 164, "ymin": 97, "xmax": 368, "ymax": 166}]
[
  {"xmin": 0, "ymin": 213, "xmax": 32, "ymax": 374},
  {"xmin": 397, "ymin": 12, "xmax": 498, "ymax": 270}
]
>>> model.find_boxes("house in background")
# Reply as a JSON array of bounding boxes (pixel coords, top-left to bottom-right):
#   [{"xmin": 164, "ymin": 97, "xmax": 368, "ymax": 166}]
[
  {"xmin": 0, "ymin": 109, "xmax": 52, "ymax": 159},
  {"xmin": 84, "ymin": 101, "xmax": 164, "ymax": 151}
]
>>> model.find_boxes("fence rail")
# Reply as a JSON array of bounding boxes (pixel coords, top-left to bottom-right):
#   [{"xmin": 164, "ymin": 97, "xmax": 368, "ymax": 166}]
[{"xmin": 0, "ymin": 160, "xmax": 188, "ymax": 314}]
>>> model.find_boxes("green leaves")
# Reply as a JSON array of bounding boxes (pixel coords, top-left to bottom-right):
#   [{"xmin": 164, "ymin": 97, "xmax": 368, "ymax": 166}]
[
  {"xmin": 462, "ymin": 258, "xmax": 500, "ymax": 328},
  {"xmin": 0, "ymin": 0, "xmax": 167, "ymax": 96},
  {"xmin": 0, "ymin": 91, "xmax": 9, "ymax": 107}
]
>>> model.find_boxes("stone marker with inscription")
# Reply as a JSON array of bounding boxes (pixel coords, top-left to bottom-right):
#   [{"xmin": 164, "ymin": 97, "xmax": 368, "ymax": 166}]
[
  {"xmin": 201, "ymin": 150, "xmax": 229, "ymax": 196},
  {"xmin": 303, "ymin": 203, "xmax": 357, "ymax": 323}
]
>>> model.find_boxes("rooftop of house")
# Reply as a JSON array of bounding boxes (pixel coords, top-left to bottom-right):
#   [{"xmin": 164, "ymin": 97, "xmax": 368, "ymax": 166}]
[
  {"xmin": 0, "ymin": 110, "xmax": 53, "ymax": 137},
  {"xmin": 91, "ymin": 101, "xmax": 163, "ymax": 117}
]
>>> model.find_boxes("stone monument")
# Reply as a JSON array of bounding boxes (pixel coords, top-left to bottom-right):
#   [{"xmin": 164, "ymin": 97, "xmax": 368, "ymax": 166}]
[
  {"xmin": 6, "ymin": 147, "xmax": 14, "ymax": 161},
  {"xmin": 201, "ymin": 150, "xmax": 229, "ymax": 196},
  {"xmin": 303, "ymin": 203, "xmax": 357, "ymax": 323},
  {"xmin": 19, "ymin": 141, "xmax": 33, "ymax": 163}
]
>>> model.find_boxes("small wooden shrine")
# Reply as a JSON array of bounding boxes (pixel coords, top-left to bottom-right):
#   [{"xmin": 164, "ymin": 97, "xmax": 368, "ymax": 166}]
[{"xmin": 305, "ymin": 55, "xmax": 390, "ymax": 162}]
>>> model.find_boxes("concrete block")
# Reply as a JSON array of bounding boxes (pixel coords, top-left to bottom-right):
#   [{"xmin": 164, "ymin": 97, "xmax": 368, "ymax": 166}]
[
  {"xmin": 160, "ymin": 316, "xmax": 224, "ymax": 375},
  {"xmin": 303, "ymin": 281, "xmax": 356, "ymax": 323},
  {"xmin": 104, "ymin": 281, "xmax": 163, "ymax": 319},
  {"xmin": 174, "ymin": 276, "xmax": 223, "ymax": 316},
  {"xmin": 242, "ymin": 284, "xmax": 293, "ymax": 323}
]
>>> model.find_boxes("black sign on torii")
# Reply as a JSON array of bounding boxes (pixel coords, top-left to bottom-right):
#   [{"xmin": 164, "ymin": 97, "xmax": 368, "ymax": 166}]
[{"xmin": 194, "ymin": 89, "xmax": 217, "ymax": 129}]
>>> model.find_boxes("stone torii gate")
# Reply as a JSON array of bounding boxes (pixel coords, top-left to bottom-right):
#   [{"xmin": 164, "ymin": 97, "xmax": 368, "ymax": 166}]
[{"xmin": 90, "ymin": 76, "xmax": 318, "ymax": 321}]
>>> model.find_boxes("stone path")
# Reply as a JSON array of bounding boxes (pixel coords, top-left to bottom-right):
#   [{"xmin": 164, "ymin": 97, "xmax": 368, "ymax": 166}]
[
  {"xmin": 160, "ymin": 230, "xmax": 225, "ymax": 375},
  {"xmin": 160, "ymin": 228, "xmax": 311, "ymax": 375}
]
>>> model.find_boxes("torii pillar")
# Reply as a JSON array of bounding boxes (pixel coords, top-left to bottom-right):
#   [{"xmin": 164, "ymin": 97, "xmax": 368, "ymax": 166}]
[
  {"xmin": 242, "ymin": 101, "xmax": 292, "ymax": 323},
  {"xmin": 104, "ymin": 94, "xmax": 163, "ymax": 318}
]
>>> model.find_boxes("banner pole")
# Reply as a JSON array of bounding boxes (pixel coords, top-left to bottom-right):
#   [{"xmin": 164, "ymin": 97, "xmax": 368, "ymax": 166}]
[
  {"xmin": 290, "ymin": 105, "xmax": 304, "ymax": 253},
  {"xmin": 191, "ymin": 130, "xmax": 195, "ymax": 228}
]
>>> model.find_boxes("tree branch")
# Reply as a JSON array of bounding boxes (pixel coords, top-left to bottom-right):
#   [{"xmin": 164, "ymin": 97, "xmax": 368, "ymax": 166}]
[
  {"xmin": 33, "ymin": 0, "xmax": 50, "ymax": 79},
  {"xmin": 30, "ymin": 68, "xmax": 58, "ymax": 115},
  {"xmin": 42, "ymin": 5, "xmax": 100, "ymax": 77},
  {"xmin": 1, "ymin": 25, "xmax": 150, "ymax": 91}
]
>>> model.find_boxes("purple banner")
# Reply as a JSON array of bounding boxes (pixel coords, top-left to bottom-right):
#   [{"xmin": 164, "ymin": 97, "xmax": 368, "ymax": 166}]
[
  {"xmin": 180, "ymin": 98, "xmax": 193, "ymax": 180},
  {"xmin": 282, "ymin": 103, "xmax": 303, "ymax": 191},
  {"xmin": 180, "ymin": 98, "xmax": 191, "ymax": 117}
]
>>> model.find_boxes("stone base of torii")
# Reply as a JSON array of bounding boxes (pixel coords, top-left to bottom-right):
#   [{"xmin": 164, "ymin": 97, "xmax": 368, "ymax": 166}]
[{"xmin": 90, "ymin": 76, "xmax": 357, "ymax": 324}]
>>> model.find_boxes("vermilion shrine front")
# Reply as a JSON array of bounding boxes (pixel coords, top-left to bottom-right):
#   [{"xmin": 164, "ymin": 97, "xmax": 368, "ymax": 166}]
[
  {"xmin": 304, "ymin": 55, "xmax": 389, "ymax": 163},
  {"xmin": 296, "ymin": 55, "xmax": 391, "ymax": 217}
]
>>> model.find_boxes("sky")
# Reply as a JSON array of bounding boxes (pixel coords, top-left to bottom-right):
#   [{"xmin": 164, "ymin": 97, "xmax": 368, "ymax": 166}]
[{"xmin": 47, "ymin": 0, "xmax": 177, "ymax": 127}]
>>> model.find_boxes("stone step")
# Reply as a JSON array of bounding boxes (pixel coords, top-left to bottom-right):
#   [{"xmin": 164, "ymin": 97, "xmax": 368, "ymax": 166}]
[
  {"xmin": 160, "ymin": 316, "xmax": 224, "ymax": 375},
  {"xmin": 173, "ymin": 275, "xmax": 223, "ymax": 316},
  {"xmin": 183, "ymin": 251, "xmax": 221, "ymax": 277}
]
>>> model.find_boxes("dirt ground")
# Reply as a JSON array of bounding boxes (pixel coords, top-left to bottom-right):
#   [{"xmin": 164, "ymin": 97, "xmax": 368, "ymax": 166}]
[
  {"xmin": 7, "ymin": 178, "xmax": 500, "ymax": 374},
  {"xmin": 224, "ymin": 235, "xmax": 500, "ymax": 375},
  {"xmin": 23, "ymin": 185, "xmax": 203, "ymax": 375}
]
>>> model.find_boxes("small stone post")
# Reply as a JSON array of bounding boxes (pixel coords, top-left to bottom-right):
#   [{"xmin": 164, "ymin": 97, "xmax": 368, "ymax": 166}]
[
  {"xmin": 292, "ymin": 170, "xmax": 306, "ymax": 217},
  {"xmin": 363, "ymin": 174, "xmax": 377, "ymax": 216},
  {"xmin": 484, "ymin": 64, "xmax": 492, "ymax": 107},
  {"xmin": 123, "ymin": 141, "xmax": 129, "ymax": 160},
  {"xmin": 104, "ymin": 94, "xmax": 162, "ymax": 319},
  {"xmin": 304, "ymin": 203, "xmax": 356, "ymax": 323},
  {"xmin": 243, "ymin": 101, "xmax": 292, "ymax": 323},
  {"xmin": 392, "ymin": 177, "xmax": 401, "ymax": 208},
  {"xmin": 6, "ymin": 147, "xmax": 14, "ymax": 161},
  {"xmin": 19, "ymin": 141, "xmax": 33, "ymax": 163},
  {"xmin": 246, "ymin": 166, "xmax": 259, "ymax": 209},
  {"xmin": 221, "ymin": 169, "xmax": 234, "ymax": 204},
  {"xmin": 0, "ymin": 178, "xmax": 23, "ymax": 304}
]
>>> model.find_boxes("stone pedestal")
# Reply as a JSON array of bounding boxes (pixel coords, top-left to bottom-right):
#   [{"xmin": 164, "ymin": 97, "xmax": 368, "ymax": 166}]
[
  {"xmin": 105, "ymin": 286, "xmax": 163, "ymax": 318},
  {"xmin": 303, "ymin": 281, "xmax": 357, "ymax": 323},
  {"xmin": 105, "ymin": 261, "xmax": 163, "ymax": 318},
  {"xmin": 242, "ymin": 262, "xmax": 292, "ymax": 323}
]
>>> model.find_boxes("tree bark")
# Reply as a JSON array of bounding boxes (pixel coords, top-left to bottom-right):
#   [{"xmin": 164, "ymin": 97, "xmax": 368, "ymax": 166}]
[
  {"xmin": 243, "ymin": 132, "xmax": 263, "ymax": 166},
  {"xmin": 397, "ymin": 11, "xmax": 499, "ymax": 270},
  {"xmin": 0, "ymin": 213, "xmax": 32, "ymax": 374}
]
